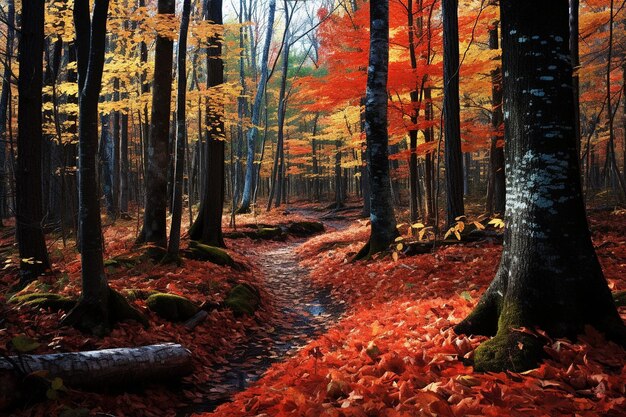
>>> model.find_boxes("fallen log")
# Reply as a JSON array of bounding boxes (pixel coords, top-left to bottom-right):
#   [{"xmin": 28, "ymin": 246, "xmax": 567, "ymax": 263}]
[{"xmin": 0, "ymin": 343, "xmax": 192, "ymax": 388}]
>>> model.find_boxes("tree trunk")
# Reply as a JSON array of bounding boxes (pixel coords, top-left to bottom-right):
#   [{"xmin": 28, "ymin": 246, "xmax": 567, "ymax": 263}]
[
  {"xmin": 267, "ymin": 26, "xmax": 291, "ymax": 211},
  {"xmin": 354, "ymin": 0, "xmax": 397, "ymax": 260},
  {"xmin": 442, "ymin": 0, "xmax": 465, "ymax": 226},
  {"xmin": 189, "ymin": 0, "xmax": 225, "ymax": 248},
  {"xmin": 63, "ymin": 0, "xmax": 145, "ymax": 335},
  {"xmin": 455, "ymin": 0, "xmax": 626, "ymax": 372},
  {"xmin": 485, "ymin": 14, "xmax": 505, "ymax": 216},
  {"xmin": 239, "ymin": 0, "xmax": 276, "ymax": 213},
  {"xmin": 15, "ymin": 0, "xmax": 51, "ymax": 285},
  {"xmin": 0, "ymin": 0, "xmax": 15, "ymax": 224},
  {"xmin": 140, "ymin": 0, "xmax": 175, "ymax": 248},
  {"xmin": 570, "ymin": 0, "xmax": 581, "ymax": 154},
  {"xmin": 0, "ymin": 344, "xmax": 191, "ymax": 388},
  {"xmin": 168, "ymin": 0, "xmax": 191, "ymax": 256}
]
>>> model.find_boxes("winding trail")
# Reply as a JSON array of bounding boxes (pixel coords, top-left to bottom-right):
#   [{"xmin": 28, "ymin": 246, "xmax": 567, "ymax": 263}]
[{"xmin": 183, "ymin": 221, "xmax": 346, "ymax": 415}]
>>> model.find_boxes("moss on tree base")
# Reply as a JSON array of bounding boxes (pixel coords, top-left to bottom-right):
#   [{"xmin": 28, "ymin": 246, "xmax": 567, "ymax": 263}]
[
  {"xmin": 62, "ymin": 288, "xmax": 148, "ymax": 336},
  {"xmin": 473, "ymin": 330, "xmax": 546, "ymax": 373},
  {"xmin": 9, "ymin": 293, "xmax": 76, "ymax": 312},
  {"xmin": 224, "ymin": 283, "xmax": 260, "ymax": 316},
  {"xmin": 146, "ymin": 293, "xmax": 199, "ymax": 321}
]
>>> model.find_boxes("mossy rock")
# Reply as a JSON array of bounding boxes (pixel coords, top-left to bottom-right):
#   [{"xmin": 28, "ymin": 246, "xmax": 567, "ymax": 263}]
[
  {"xmin": 223, "ymin": 231, "xmax": 248, "ymax": 239},
  {"xmin": 225, "ymin": 283, "xmax": 261, "ymax": 317},
  {"xmin": 245, "ymin": 226, "xmax": 286, "ymax": 241},
  {"xmin": 123, "ymin": 288, "xmax": 159, "ymax": 301},
  {"xmin": 8, "ymin": 293, "xmax": 76, "ymax": 312},
  {"xmin": 185, "ymin": 241, "xmax": 236, "ymax": 267},
  {"xmin": 146, "ymin": 293, "xmax": 199, "ymax": 321},
  {"xmin": 287, "ymin": 221, "xmax": 325, "ymax": 237},
  {"xmin": 613, "ymin": 290, "xmax": 626, "ymax": 307}
]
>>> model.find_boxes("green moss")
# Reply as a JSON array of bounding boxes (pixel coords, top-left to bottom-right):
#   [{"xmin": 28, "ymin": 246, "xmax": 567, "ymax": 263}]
[
  {"xmin": 225, "ymin": 284, "xmax": 260, "ymax": 316},
  {"xmin": 287, "ymin": 221, "xmax": 325, "ymax": 236},
  {"xmin": 473, "ymin": 330, "xmax": 545, "ymax": 372},
  {"xmin": 253, "ymin": 227, "xmax": 285, "ymax": 240},
  {"xmin": 146, "ymin": 293, "xmax": 199, "ymax": 321},
  {"xmin": 104, "ymin": 256, "xmax": 138, "ymax": 267},
  {"xmin": 223, "ymin": 231, "xmax": 248, "ymax": 239},
  {"xmin": 613, "ymin": 290, "xmax": 626, "ymax": 307},
  {"xmin": 109, "ymin": 289, "xmax": 149, "ymax": 326},
  {"xmin": 123, "ymin": 288, "xmax": 159, "ymax": 301},
  {"xmin": 185, "ymin": 241, "xmax": 235, "ymax": 267},
  {"xmin": 9, "ymin": 293, "xmax": 76, "ymax": 312}
]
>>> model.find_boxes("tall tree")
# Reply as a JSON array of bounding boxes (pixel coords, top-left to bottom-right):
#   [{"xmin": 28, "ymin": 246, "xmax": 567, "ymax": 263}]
[
  {"xmin": 15, "ymin": 0, "xmax": 51, "ymax": 286},
  {"xmin": 485, "ymin": 4, "xmax": 505, "ymax": 216},
  {"xmin": 238, "ymin": 0, "xmax": 276, "ymax": 214},
  {"xmin": 455, "ymin": 0, "xmax": 626, "ymax": 372},
  {"xmin": 168, "ymin": 0, "xmax": 192, "ymax": 256},
  {"xmin": 139, "ymin": 0, "xmax": 175, "ymax": 248},
  {"xmin": 442, "ymin": 0, "xmax": 464, "ymax": 226},
  {"xmin": 63, "ymin": 0, "xmax": 144, "ymax": 334},
  {"xmin": 189, "ymin": 0, "xmax": 225, "ymax": 248},
  {"xmin": 0, "ymin": 0, "xmax": 15, "ymax": 225},
  {"xmin": 354, "ymin": 0, "xmax": 397, "ymax": 260}
]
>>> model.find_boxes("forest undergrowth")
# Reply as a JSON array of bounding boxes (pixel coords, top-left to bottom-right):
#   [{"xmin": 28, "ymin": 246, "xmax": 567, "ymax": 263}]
[{"xmin": 0, "ymin": 206, "xmax": 624, "ymax": 417}]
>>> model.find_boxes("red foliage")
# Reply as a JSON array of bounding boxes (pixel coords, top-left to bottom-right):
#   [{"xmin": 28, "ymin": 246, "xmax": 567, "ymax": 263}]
[{"xmin": 200, "ymin": 210, "xmax": 626, "ymax": 417}]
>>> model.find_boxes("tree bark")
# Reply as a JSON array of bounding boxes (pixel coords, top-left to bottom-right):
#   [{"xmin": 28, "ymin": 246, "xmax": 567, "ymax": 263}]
[
  {"xmin": 354, "ymin": 0, "xmax": 397, "ymax": 260},
  {"xmin": 239, "ymin": 0, "xmax": 276, "ymax": 213},
  {"xmin": 0, "ymin": 0, "xmax": 15, "ymax": 224},
  {"xmin": 455, "ymin": 0, "xmax": 626, "ymax": 372},
  {"xmin": 139, "ymin": 0, "xmax": 175, "ymax": 248},
  {"xmin": 0, "ymin": 344, "xmax": 191, "ymax": 388},
  {"xmin": 485, "ymin": 12, "xmax": 505, "ymax": 216},
  {"xmin": 189, "ymin": 0, "xmax": 225, "ymax": 248},
  {"xmin": 442, "ymin": 0, "xmax": 465, "ymax": 226},
  {"xmin": 15, "ymin": 0, "xmax": 51, "ymax": 285},
  {"xmin": 168, "ymin": 0, "xmax": 192, "ymax": 256}
]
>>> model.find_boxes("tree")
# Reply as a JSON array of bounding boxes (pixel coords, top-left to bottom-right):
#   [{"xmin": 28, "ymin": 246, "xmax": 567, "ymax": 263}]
[
  {"xmin": 139, "ymin": 0, "xmax": 175, "ymax": 248},
  {"xmin": 354, "ymin": 0, "xmax": 397, "ymax": 260},
  {"xmin": 454, "ymin": 0, "xmax": 626, "ymax": 372},
  {"xmin": 15, "ymin": 0, "xmax": 51, "ymax": 286},
  {"xmin": 189, "ymin": 0, "xmax": 226, "ymax": 248},
  {"xmin": 485, "ymin": 3, "xmax": 505, "ymax": 216},
  {"xmin": 442, "ymin": 0, "xmax": 464, "ymax": 226},
  {"xmin": 168, "ymin": 0, "xmax": 192, "ymax": 256},
  {"xmin": 238, "ymin": 0, "xmax": 277, "ymax": 214},
  {"xmin": 0, "ymin": 0, "xmax": 15, "ymax": 226},
  {"xmin": 63, "ymin": 0, "xmax": 144, "ymax": 335}
]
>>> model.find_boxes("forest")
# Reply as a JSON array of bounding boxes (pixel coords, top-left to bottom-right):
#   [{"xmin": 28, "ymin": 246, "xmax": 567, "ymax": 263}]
[{"xmin": 0, "ymin": 0, "xmax": 625, "ymax": 415}]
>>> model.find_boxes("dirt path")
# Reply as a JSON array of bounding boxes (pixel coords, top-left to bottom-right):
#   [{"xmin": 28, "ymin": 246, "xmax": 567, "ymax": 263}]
[{"xmin": 181, "ymin": 232, "xmax": 345, "ymax": 415}]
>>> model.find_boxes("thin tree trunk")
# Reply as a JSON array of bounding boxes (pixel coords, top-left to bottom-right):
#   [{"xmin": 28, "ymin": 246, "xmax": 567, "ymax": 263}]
[
  {"xmin": 0, "ymin": 0, "xmax": 15, "ymax": 224},
  {"xmin": 238, "ymin": 0, "xmax": 276, "ymax": 213},
  {"xmin": 168, "ymin": 0, "xmax": 192, "ymax": 256},
  {"xmin": 442, "ymin": 0, "xmax": 465, "ymax": 226}
]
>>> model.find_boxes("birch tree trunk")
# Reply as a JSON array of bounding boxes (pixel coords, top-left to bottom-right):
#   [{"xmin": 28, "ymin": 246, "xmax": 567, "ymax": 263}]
[{"xmin": 238, "ymin": 0, "xmax": 276, "ymax": 214}]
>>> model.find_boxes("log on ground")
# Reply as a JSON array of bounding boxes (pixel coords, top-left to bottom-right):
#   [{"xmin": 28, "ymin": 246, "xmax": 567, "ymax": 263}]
[{"xmin": 0, "ymin": 343, "xmax": 192, "ymax": 388}]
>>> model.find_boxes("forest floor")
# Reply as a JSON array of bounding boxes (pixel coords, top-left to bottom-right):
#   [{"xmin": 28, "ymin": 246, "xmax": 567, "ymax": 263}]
[{"xmin": 0, "ymin": 203, "xmax": 625, "ymax": 417}]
